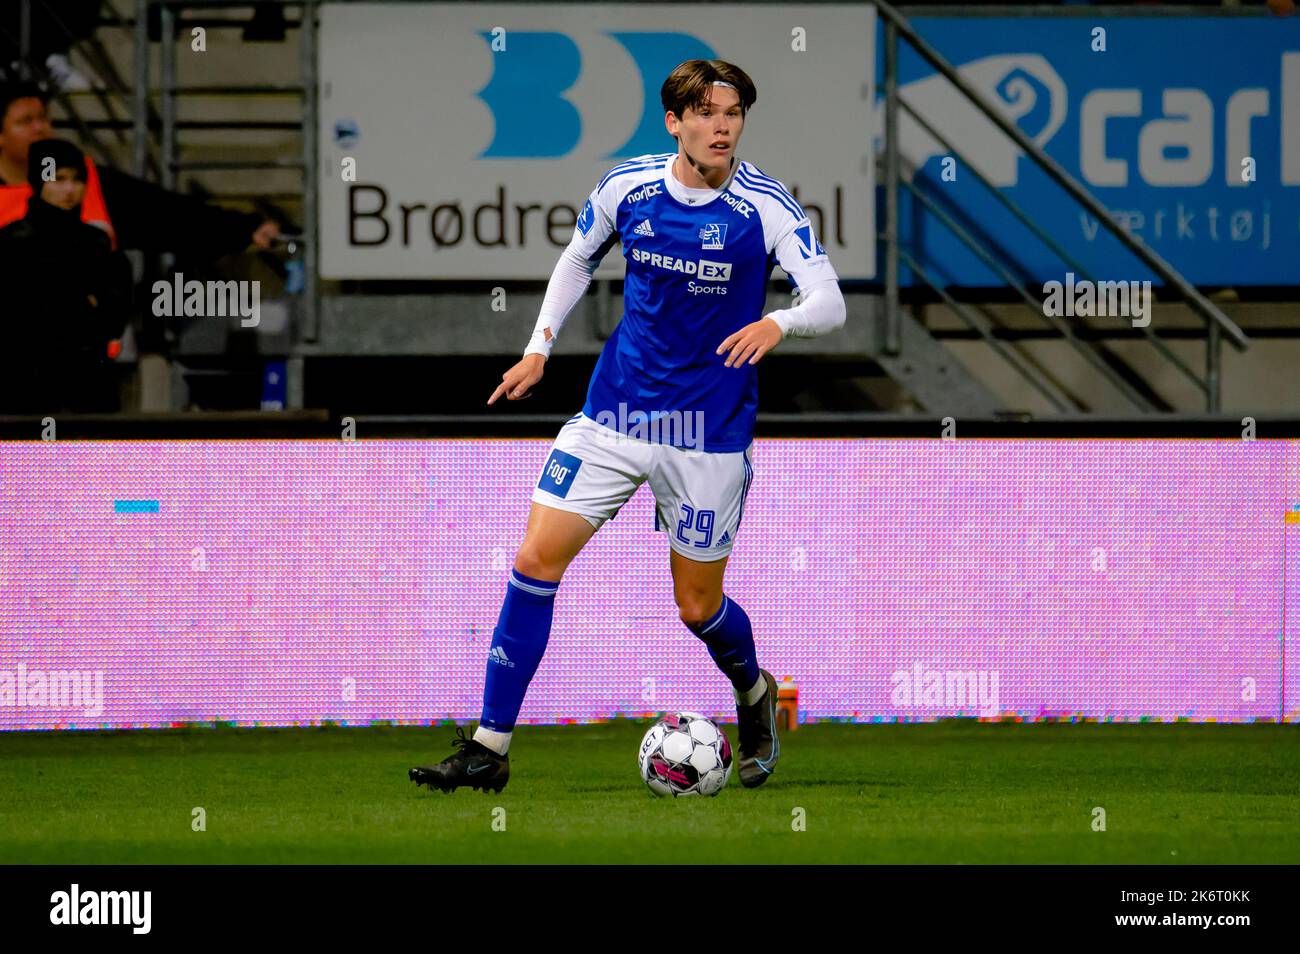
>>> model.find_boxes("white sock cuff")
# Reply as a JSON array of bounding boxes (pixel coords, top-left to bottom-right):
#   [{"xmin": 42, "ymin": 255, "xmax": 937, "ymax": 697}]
[
  {"xmin": 474, "ymin": 726, "xmax": 512, "ymax": 755},
  {"xmin": 736, "ymin": 675, "xmax": 768, "ymax": 707}
]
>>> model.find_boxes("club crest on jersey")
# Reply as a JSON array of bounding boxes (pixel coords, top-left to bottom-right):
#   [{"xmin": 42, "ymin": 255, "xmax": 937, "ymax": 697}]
[
  {"xmin": 577, "ymin": 199, "xmax": 595, "ymax": 237},
  {"xmin": 699, "ymin": 223, "xmax": 727, "ymax": 250},
  {"xmin": 794, "ymin": 221, "xmax": 826, "ymax": 258}
]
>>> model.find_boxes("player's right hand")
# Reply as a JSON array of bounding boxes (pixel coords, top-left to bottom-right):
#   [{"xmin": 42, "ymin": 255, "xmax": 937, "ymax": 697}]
[{"xmin": 488, "ymin": 353, "xmax": 546, "ymax": 404}]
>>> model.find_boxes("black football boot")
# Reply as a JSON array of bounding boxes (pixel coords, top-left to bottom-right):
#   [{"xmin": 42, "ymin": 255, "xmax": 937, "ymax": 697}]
[{"xmin": 409, "ymin": 725, "xmax": 510, "ymax": 793}]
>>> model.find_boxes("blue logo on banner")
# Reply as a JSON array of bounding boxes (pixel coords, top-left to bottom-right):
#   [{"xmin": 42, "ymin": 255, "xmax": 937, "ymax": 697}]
[
  {"xmin": 334, "ymin": 119, "xmax": 359, "ymax": 149},
  {"xmin": 878, "ymin": 17, "xmax": 1300, "ymax": 286},
  {"xmin": 476, "ymin": 31, "xmax": 716, "ymax": 159},
  {"xmin": 604, "ymin": 32, "xmax": 716, "ymax": 158},
  {"xmin": 538, "ymin": 450, "xmax": 583, "ymax": 498}
]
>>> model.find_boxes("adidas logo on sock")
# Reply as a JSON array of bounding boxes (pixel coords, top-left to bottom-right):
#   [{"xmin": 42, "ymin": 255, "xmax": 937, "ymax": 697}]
[
  {"xmin": 488, "ymin": 646, "xmax": 516, "ymax": 668},
  {"xmin": 634, "ymin": 219, "xmax": 655, "ymax": 237}
]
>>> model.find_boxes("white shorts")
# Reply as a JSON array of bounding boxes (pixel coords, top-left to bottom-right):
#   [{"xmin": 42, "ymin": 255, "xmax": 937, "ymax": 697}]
[{"xmin": 531, "ymin": 413, "xmax": 754, "ymax": 562}]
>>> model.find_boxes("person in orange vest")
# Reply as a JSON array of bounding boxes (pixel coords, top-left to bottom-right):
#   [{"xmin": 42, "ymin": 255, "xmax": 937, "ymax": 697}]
[
  {"xmin": 0, "ymin": 82, "xmax": 280, "ymax": 255},
  {"xmin": 0, "ymin": 138, "xmax": 133, "ymax": 412}
]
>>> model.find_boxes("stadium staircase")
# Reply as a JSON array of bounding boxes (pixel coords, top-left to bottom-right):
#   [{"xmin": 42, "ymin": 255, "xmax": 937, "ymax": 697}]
[{"xmin": 873, "ymin": 0, "xmax": 1258, "ymax": 416}]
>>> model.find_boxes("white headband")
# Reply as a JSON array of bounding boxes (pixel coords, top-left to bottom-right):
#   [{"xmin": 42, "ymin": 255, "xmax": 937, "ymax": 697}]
[{"xmin": 712, "ymin": 81, "xmax": 736, "ymax": 90}]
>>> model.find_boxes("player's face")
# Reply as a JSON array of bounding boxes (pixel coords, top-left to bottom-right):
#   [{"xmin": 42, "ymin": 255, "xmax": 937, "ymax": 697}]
[{"xmin": 673, "ymin": 87, "xmax": 744, "ymax": 170}]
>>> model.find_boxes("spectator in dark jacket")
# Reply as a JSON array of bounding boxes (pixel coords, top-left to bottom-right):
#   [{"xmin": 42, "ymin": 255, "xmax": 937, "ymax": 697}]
[
  {"xmin": 0, "ymin": 82, "xmax": 280, "ymax": 257},
  {"xmin": 0, "ymin": 139, "xmax": 133, "ymax": 412}
]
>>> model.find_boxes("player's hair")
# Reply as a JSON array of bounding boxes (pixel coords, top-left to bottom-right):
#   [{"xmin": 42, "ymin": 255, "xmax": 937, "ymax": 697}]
[{"xmin": 660, "ymin": 60, "xmax": 756, "ymax": 128}]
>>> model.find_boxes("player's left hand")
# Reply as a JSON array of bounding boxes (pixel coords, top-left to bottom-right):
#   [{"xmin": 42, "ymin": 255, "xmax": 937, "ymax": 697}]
[{"xmin": 717, "ymin": 316, "xmax": 783, "ymax": 368}]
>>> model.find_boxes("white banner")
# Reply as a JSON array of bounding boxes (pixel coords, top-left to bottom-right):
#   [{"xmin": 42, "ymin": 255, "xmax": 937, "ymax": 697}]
[{"xmin": 318, "ymin": 2, "xmax": 875, "ymax": 279}]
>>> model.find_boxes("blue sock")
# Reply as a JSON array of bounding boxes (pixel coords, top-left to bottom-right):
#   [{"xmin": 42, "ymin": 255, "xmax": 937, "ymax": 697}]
[
  {"xmin": 479, "ymin": 569, "xmax": 558, "ymax": 732},
  {"xmin": 686, "ymin": 596, "xmax": 760, "ymax": 694}
]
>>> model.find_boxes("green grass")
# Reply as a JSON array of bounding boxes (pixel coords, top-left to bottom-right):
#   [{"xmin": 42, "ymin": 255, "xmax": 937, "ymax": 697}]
[{"xmin": 0, "ymin": 721, "xmax": 1297, "ymax": 864}]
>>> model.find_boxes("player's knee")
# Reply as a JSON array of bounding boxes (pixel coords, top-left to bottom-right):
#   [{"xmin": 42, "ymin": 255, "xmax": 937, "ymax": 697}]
[
  {"xmin": 676, "ymin": 590, "xmax": 723, "ymax": 631},
  {"xmin": 512, "ymin": 544, "xmax": 565, "ymax": 584}
]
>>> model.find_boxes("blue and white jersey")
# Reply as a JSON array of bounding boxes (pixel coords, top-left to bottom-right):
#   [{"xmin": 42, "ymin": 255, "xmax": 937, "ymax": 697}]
[{"xmin": 569, "ymin": 152, "xmax": 838, "ymax": 453}]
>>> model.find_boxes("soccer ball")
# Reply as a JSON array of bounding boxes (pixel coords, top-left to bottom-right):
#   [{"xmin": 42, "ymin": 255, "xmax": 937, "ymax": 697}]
[{"xmin": 637, "ymin": 712, "xmax": 733, "ymax": 797}]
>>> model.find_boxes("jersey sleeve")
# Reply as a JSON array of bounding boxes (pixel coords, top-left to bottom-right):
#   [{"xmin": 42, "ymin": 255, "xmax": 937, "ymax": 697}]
[
  {"xmin": 764, "ymin": 278, "xmax": 845, "ymax": 338},
  {"xmin": 771, "ymin": 213, "xmax": 838, "ymax": 292},
  {"xmin": 521, "ymin": 178, "xmax": 621, "ymax": 357},
  {"xmin": 763, "ymin": 197, "xmax": 844, "ymax": 339},
  {"xmin": 523, "ymin": 247, "xmax": 596, "ymax": 357},
  {"xmin": 569, "ymin": 180, "xmax": 620, "ymax": 268}
]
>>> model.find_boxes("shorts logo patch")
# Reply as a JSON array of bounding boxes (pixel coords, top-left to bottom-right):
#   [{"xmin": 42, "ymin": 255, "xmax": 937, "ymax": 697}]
[{"xmin": 538, "ymin": 449, "xmax": 582, "ymax": 499}]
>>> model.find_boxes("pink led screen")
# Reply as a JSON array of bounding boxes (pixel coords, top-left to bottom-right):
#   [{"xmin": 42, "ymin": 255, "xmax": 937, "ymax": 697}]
[{"xmin": 1, "ymin": 439, "xmax": 1297, "ymax": 730}]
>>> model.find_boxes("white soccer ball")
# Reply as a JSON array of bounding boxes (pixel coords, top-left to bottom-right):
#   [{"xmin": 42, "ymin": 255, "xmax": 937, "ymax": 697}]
[{"xmin": 637, "ymin": 712, "xmax": 733, "ymax": 797}]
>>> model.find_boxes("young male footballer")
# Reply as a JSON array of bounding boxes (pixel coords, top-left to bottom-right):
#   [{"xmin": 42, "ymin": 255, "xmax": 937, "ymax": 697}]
[{"xmin": 411, "ymin": 59, "xmax": 845, "ymax": 793}]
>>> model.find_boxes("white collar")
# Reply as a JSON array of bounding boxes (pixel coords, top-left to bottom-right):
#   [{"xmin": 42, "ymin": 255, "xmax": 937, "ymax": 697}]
[{"xmin": 663, "ymin": 154, "xmax": 737, "ymax": 205}]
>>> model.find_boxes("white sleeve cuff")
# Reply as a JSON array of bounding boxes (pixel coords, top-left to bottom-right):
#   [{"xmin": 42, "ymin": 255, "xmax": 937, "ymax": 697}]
[
  {"xmin": 523, "ymin": 329, "xmax": 554, "ymax": 359},
  {"xmin": 767, "ymin": 280, "xmax": 846, "ymax": 338}
]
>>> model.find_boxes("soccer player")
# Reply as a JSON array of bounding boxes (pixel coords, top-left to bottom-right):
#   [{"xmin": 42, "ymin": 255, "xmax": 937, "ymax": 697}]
[{"xmin": 410, "ymin": 59, "xmax": 845, "ymax": 794}]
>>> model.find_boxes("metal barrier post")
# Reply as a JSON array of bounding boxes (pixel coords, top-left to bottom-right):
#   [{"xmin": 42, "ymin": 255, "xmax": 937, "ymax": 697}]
[
  {"xmin": 883, "ymin": 18, "xmax": 900, "ymax": 357},
  {"xmin": 1207, "ymin": 321, "xmax": 1221, "ymax": 413},
  {"xmin": 19, "ymin": 0, "xmax": 32, "ymax": 79},
  {"xmin": 159, "ymin": 3, "xmax": 176, "ymax": 192},
  {"xmin": 158, "ymin": 4, "xmax": 180, "ymax": 409},
  {"xmin": 285, "ymin": 0, "xmax": 320, "ymax": 410},
  {"xmin": 300, "ymin": 0, "xmax": 319, "ymax": 348},
  {"xmin": 133, "ymin": 0, "xmax": 150, "ymax": 178}
]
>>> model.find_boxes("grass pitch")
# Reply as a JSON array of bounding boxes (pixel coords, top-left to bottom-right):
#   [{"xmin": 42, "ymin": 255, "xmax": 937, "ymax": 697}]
[{"xmin": 1, "ymin": 720, "xmax": 1297, "ymax": 864}]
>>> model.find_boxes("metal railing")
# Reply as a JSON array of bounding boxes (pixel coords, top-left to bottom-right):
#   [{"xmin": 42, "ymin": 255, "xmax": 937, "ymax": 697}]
[{"xmin": 878, "ymin": 1, "xmax": 1251, "ymax": 413}]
